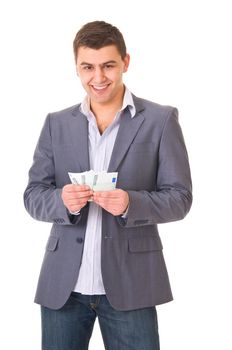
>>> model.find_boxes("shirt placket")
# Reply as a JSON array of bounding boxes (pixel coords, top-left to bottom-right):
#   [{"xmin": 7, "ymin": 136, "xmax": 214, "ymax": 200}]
[{"xmin": 86, "ymin": 125, "xmax": 106, "ymax": 293}]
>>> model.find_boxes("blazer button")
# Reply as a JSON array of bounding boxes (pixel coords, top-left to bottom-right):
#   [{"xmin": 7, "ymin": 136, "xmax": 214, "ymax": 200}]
[{"xmin": 76, "ymin": 237, "xmax": 83, "ymax": 244}]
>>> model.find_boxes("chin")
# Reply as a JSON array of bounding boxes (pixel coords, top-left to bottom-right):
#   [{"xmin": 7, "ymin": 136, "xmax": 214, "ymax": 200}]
[{"xmin": 91, "ymin": 93, "xmax": 112, "ymax": 104}]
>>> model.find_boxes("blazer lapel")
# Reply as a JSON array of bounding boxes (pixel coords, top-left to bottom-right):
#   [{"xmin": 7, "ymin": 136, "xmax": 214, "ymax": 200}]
[
  {"xmin": 108, "ymin": 102, "xmax": 145, "ymax": 172},
  {"xmin": 69, "ymin": 95, "xmax": 145, "ymax": 173},
  {"xmin": 69, "ymin": 106, "xmax": 90, "ymax": 172}
]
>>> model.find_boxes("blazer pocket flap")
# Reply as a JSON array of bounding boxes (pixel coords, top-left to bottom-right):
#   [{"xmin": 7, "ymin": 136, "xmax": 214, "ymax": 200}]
[
  {"xmin": 46, "ymin": 236, "xmax": 59, "ymax": 252},
  {"xmin": 128, "ymin": 236, "xmax": 163, "ymax": 253}
]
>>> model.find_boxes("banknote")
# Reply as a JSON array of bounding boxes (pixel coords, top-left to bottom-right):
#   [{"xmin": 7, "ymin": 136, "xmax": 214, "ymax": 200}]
[{"xmin": 68, "ymin": 170, "xmax": 118, "ymax": 191}]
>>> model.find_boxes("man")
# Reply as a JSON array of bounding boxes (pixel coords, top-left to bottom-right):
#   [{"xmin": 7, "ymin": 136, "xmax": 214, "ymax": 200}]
[{"xmin": 24, "ymin": 21, "xmax": 192, "ymax": 350}]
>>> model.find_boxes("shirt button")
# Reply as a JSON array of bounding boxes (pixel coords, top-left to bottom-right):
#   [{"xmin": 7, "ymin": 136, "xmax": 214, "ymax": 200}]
[{"xmin": 76, "ymin": 237, "xmax": 83, "ymax": 244}]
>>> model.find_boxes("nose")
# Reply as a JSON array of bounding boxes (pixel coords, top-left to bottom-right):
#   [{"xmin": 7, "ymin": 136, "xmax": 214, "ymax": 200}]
[{"xmin": 93, "ymin": 67, "xmax": 105, "ymax": 83}]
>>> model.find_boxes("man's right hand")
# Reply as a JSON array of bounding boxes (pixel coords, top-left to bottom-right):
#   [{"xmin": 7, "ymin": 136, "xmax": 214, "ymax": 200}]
[{"xmin": 61, "ymin": 184, "xmax": 93, "ymax": 213}]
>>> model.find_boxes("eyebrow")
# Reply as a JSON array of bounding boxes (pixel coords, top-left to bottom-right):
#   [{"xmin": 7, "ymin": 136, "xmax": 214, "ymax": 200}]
[{"xmin": 80, "ymin": 60, "xmax": 117, "ymax": 66}]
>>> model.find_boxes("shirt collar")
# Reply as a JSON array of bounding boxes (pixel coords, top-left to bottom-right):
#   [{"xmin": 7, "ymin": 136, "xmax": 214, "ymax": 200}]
[{"xmin": 80, "ymin": 86, "xmax": 136, "ymax": 119}]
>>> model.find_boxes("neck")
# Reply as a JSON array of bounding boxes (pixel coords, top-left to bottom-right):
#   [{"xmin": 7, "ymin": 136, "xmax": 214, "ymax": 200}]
[
  {"xmin": 90, "ymin": 87, "xmax": 125, "ymax": 134},
  {"xmin": 93, "ymin": 107, "xmax": 119, "ymax": 134}
]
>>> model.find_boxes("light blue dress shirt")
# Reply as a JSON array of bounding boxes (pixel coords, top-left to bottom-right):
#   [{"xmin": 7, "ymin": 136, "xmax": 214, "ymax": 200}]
[{"xmin": 73, "ymin": 87, "xmax": 135, "ymax": 295}]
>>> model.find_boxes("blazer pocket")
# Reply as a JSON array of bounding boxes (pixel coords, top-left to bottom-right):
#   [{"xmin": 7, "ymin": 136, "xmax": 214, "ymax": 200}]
[
  {"xmin": 128, "ymin": 236, "xmax": 163, "ymax": 253},
  {"xmin": 46, "ymin": 236, "xmax": 59, "ymax": 252}
]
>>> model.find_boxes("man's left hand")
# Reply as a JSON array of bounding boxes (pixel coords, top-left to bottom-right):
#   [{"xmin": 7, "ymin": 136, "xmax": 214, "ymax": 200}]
[{"xmin": 92, "ymin": 189, "xmax": 129, "ymax": 216}]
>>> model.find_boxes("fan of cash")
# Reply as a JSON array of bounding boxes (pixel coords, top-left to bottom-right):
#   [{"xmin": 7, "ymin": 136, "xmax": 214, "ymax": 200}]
[{"xmin": 68, "ymin": 170, "xmax": 118, "ymax": 191}]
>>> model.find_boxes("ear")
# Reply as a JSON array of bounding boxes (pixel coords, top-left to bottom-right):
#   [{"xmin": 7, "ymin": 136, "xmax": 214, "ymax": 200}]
[{"xmin": 123, "ymin": 54, "xmax": 130, "ymax": 73}]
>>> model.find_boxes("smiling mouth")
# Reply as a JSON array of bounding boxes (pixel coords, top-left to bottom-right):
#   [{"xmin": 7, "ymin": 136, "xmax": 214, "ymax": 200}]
[{"xmin": 91, "ymin": 84, "xmax": 110, "ymax": 92}]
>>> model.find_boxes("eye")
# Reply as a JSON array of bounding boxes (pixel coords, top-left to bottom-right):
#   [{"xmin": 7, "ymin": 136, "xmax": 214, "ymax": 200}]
[
  {"xmin": 104, "ymin": 64, "xmax": 115, "ymax": 69},
  {"xmin": 82, "ymin": 65, "xmax": 93, "ymax": 71}
]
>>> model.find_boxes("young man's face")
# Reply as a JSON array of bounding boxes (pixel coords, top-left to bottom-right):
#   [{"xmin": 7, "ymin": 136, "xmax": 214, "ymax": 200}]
[{"xmin": 76, "ymin": 45, "xmax": 130, "ymax": 107}]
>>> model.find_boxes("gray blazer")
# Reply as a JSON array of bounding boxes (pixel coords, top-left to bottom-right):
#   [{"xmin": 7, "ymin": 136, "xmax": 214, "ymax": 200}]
[{"xmin": 24, "ymin": 94, "xmax": 192, "ymax": 311}]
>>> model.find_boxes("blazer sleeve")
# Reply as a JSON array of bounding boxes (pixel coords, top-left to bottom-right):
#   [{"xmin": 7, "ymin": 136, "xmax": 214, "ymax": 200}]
[
  {"xmin": 119, "ymin": 108, "xmax": 192, "ymax": 227},
  {"xmin": 23, "ymin": 114, "xmax": 82, "ymax": 225}
]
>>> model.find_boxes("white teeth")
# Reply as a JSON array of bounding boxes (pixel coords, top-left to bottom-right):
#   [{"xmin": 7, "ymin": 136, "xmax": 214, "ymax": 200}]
[{"xmin": 92, "ymin": 85, "xmax": 108, "ymax": 90}]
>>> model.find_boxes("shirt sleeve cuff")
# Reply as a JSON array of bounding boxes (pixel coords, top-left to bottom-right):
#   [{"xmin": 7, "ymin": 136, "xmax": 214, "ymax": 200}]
[
  {"xmin": 121, "ymin": 205, "xmax": 129, "ymax": 219},
  {"xmin": 69, "ymin": 210, "xmax": 81, "ymax": 216}
]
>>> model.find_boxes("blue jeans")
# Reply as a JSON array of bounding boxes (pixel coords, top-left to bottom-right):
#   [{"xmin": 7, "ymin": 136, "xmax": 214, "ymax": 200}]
[{"xmin": 41, "ymin": 292, "xmax": 160, "ymax": 350}]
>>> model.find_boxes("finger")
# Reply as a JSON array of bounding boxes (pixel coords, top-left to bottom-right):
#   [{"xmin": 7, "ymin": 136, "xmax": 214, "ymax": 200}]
[
  {"xmin": 65, "ymin": 189, "xmax": 93, "ymax": 198},
  {"xmin": 64, "ymin": 184, "xmax": 91, "ymax": 192},
  {"xmin": 66, "ymin": 197, "xmax": 90, "ymax": 211},
  {"xmin": 93, "ymin": 190, "xmax": 120, "ymax": 199},
  {"xmin": 76, "ymin": 185, "xmax": 91, "ymax": 191},
  {"xmin": 76, "ymin": 190, "xmax": 93, "ymax": 198},
  {"xmin": 62, "ymin": 191, "xmax": 93, "ymax": 206}
]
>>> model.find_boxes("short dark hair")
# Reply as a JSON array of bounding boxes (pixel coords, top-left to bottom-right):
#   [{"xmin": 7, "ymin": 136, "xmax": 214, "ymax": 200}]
[{"xmin": 73, "ymin": 21, "xmax": 127, "ymax": 61}]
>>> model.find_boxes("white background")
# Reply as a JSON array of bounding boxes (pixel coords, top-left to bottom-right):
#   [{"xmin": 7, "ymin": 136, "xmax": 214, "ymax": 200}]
[{"xmin": 0, "ymin": 0, "xmax": 231, "ymax": 349}]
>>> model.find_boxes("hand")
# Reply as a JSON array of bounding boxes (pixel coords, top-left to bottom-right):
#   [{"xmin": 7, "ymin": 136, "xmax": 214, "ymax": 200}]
[
  {"xmin": 61, "ymin": 184, "xmax": 93, "ymax": 213},
  {"xmin": 93, "ymin": 189, "xmax": 129, "ymax": 216}
]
